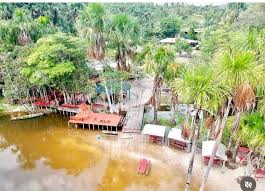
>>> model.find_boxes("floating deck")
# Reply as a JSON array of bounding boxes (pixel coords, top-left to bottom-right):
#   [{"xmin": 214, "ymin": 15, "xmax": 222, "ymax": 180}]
[{"xmin": 68, "ymin": 111, "xmax": 123, "ymax": 131}]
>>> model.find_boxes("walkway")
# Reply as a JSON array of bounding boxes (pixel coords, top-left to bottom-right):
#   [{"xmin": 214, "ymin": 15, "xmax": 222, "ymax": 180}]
[
  {"xmin": 122, "ymin": 105, "xmax": 144, "ymax": 133},
  {"xmin": 122, "ymin": 77, "xmax": 153, "ymax": 133}
]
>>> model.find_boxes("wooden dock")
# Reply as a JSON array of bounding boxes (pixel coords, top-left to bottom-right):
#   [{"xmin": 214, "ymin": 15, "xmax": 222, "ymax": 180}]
[
  {"xmin": 122, "ymin": 105, "xmax": 144, "ymax": 133},
  {"xmin": 57, "ymin": 107, "xmax": 80, "ymax": 116}
]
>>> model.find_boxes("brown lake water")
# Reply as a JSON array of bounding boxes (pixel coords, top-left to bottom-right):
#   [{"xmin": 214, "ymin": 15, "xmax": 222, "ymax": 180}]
[{"xmin": 0, "ymin": 113, "xmax": 211, "ymax": 191}]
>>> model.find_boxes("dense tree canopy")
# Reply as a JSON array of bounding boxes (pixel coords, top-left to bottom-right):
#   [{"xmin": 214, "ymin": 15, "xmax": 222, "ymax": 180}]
[
  {"xmin": 0, "ymin": 3, "xmax": 264, "ymax": 191},
  {"xmin": 21, "ymin": 33, "xmax": 87, "ymax": 87}
]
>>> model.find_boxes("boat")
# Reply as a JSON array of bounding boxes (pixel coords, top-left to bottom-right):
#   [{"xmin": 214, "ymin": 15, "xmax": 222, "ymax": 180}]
[
  {"xmin": 137, "ymin": 158, "xmax": 151, "ymax": 175},
  {"xmin": 11, "ymin": 113, "xmax": 44, "ymax": 121},
  {"xmin": 101, "ymin": 130, "xmax": 118, "ymax": 136},
  {"xmin": 120, "ymin": 134, "xmax": 133, "ymax": 139}
]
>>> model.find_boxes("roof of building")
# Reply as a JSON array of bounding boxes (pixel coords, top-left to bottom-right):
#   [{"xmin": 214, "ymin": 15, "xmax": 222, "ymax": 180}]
[
  {"xmin": 159, "ymin": 37, "xmax": 199, "ymax": 45},
  {"xmin": 69, "ymin": 111, "xmax": 122, "ymax": 127},
  {"xmin": 142, "ymin": 124, "xmax": 167, "ymax": 137},
  {"xmin": 181, "ymin": 28, "xmax": 204, "ymax": 33},
  {"xmin": 202, "ymin": 140, "xmax": 227, "ymax": 161},
  {"xmin": 159, "ymin": 38, "xmax": 176, "ymax": 44},
  {"xmin": 167, "ymin": 128, "xmax": 189, "ymax": 143}
]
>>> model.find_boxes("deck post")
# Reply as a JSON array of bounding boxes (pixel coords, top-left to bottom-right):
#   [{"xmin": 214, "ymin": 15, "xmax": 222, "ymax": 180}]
[
  {"xmin": 75, "ymin": 123, "xmax": 77, "ymax": 129},
  {"xmin": 93, "ymin": 124, "xmax": 95, "ymax": 130},
  {"xmin": 116, "ymin": 126, "xmax": 117, "ymax": 132},
  {"xmin": 83, "ymin": 123, "xmax": 84, "ymax": 129}
]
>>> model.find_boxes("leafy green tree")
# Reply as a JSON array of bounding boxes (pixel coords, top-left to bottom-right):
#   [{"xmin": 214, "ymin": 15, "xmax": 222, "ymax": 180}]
[
  {"xmin": 200, "ymin": 27, "xmax": 230, "ymax": 60},
  {"xmin": 232, "ymin": 4, "xmax": 265, "ymax": 30},
  {"xmin": 0, "ymin": 47, "xmax": 32, "ymax": 102},
  {"xmin": 0, "ymin": 8, "xmax": 55, "ymax": 51},
  {"xmin": 21, "ymin": 33, "xmax": 86, "ymax": 87},
  {"xmin": 159, "ymin": 17, "xmax": 181, "ymax": 38}
]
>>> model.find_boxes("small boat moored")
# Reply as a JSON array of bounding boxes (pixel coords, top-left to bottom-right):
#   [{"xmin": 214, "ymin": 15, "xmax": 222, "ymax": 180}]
[
  {"xmin": 11, "ymin": 113, "xmax": 45, "ymax": 121},
  {"xmin": 101, "ymin": 130, "xmax": 119, "ymax": 136}
]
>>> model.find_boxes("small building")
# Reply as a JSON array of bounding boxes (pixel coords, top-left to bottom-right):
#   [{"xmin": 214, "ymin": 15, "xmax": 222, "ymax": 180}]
[
  {"xmin": 202, "ymin": 140, "xmax": 227, "ymax": 166},
  {"xmin": 159, "ymin": 38, "xmax": 176, "ymax": 44},
  {"xmin": 159, "ymin": 37, "xmax": 199, "ymax": 47},
  {"xmin": 142, "ymin": 124, "xmax": 167, "ymax": 144},
  {"xmin": 167, "ymin": 128, "xmax": 189, "ymax": 150},
  {"xmin": 68, "ymin": 111, "xmax": 124, "ymax": 132}
]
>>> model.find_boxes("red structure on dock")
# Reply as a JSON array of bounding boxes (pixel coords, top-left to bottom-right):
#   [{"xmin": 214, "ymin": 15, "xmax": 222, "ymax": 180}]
[
  {"xmin": 68, "ymin": 111, "xmax": 124, "ymax": 131},
  {"xmin": 33, "ymin": 100, "xmax": 51, "ymax": 107}
]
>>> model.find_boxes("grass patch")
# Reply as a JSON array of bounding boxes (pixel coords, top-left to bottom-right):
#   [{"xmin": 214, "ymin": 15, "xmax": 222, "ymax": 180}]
[
  {"xmin": 159, "ymin": 119, "xmax": 175, "ymax": 128},
  {"xmin": 176, "ymin": 114, "xmax": 185, "ymax": 125},
  {"xmin": 0, "ymin": 97, "xmax": 5, "ymax": 111}
]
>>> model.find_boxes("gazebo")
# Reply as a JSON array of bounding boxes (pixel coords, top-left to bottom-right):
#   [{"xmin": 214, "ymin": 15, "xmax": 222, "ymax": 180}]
[
  {"xmin": 167, "ymin": 128, "xmax": 189, "ymax": 150},
  {"xmin": 202, "ymin": 140, "xmax": 227, "ymax": 166},
  {"xmin": 142, "ymin": 124, "xmax": 167, "ymax": 144}
]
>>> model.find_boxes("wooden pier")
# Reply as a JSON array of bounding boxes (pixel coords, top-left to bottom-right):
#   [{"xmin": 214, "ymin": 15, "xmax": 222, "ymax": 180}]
[
  {"xmin": 122, "ymin": 105, "xmax": 144, "ymax": 133},
  {"xmin": 68, "ymin": 111, "xmax": 124, "ymax": 132},
  {"xmin": 57, "ymin": 106, "xmax": 80, "ymax": 116}
]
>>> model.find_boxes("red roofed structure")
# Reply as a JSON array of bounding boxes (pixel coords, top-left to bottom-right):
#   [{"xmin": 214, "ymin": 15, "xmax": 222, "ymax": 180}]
[{"xmin": 68, "ymin": 111, "xmax": 124, "ymax": 131}]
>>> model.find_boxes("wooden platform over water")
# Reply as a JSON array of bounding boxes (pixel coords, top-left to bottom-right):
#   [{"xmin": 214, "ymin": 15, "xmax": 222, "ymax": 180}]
[
  {"xmin": 122, "ymin": 105, "xmax": 144, "ymax": 133},
  {"xmin": 57, "ymin": 107, "xmax": 80, "ymax": 115}
]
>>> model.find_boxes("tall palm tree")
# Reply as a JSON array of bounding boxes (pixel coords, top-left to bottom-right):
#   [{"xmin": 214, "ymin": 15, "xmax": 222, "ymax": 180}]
[
  {"xmin": 231, "ymin": 29, "xmax": 263, "ymax": 54},
  {"xmin": 213, "ymin": 50, "xmax": 263, "ymax": 161},
  {"xmin": 142, "ymin": 45, "xmax": 175, "ymax": 124},
  {"xmin": 107, "ymin": 13, "xmax": 139, "ymax": 71},
  {"xmin": 13, "ymin": 8, "xmax": 32, "ymax": 46},
  {"xmin": 199, "ymin": 98, "xmax": 232, "ymax": 191},
  {"xmin": 173, "ymin": 66, "xmax": 229, "ymax": 191},
  {"xmin": 76, "ymin": 3, "xmax": 106, "ymax": 61}
]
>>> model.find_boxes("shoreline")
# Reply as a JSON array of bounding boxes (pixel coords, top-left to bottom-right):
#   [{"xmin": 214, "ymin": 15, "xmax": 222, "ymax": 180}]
[{"xmin": 1, "ymin": 104, "xmax": 264, "ymax": 191}]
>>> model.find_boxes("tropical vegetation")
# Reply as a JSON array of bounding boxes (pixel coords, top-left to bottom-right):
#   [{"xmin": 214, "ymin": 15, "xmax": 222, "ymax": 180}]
[{"xmin": 0, "ymin": 2, "xmax": 264, "ymax": 191}]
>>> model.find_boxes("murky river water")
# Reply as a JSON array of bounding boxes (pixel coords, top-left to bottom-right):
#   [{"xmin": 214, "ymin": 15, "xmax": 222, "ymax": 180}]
[{"xmin": 0, "ymin": 113, "xmax": 211, "ymax": 191}]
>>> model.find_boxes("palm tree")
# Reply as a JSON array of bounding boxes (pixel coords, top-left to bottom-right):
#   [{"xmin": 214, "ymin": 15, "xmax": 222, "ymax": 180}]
[
  {"xmin": 199, "ymin": 98, "xmax": 232, "ymax": 191},
  {"xmin": 173, "ymin": 66, "xmax": 229, "ymax": 191},
  {"xmin": 235, "ymin": 112, "xmax": 265, "ymax": 153},
  {"xmin": 142, "ymin": 45, "xmax": 175, "ymax": 124},
  {"xmin": 213, "ymin": 50, "xmax": 263, "ymax": 161},
  {"xmin": 107, "ymin": 13, "xmax": 139, "ymax": 71},
  {"xmin": 76, "ymin": 3, "xmax": 106, "ymax": 61},
  {"xmin": 13, "ymin": 8, "xmax": 32, "ymax": 46},
  {"xmin": 164, "ymin": 62, "xmax": 185, "ymax": 125},
  {"xmin": 231, "ymin": 29, "xmax": 263, "ymax": 54}
]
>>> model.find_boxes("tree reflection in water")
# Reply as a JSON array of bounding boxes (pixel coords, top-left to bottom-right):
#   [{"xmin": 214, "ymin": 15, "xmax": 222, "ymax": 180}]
[{"xmin": 0, "ymin": 114, "xmax": 103, "ymax": 175}]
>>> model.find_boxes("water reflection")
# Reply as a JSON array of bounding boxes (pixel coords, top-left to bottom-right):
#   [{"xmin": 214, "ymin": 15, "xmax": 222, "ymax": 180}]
[
  {"xmin": 0, "ymin": 113, "xmax": 211, "ymax": 191},
  {"xmin": 0, "ymin": 114, "xmax": 103, "ymax": 175}
]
